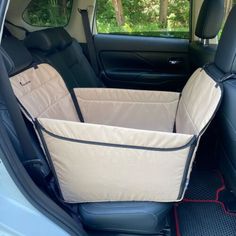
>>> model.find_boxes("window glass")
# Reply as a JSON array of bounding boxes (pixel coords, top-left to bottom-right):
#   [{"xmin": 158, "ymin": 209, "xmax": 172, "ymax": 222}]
[
  {"xmin": 96, "ymin": 0, "xmax": 190, "ymax": 39},
  {"xmin": 23, "ymin": 0, "xmax": 73, "ymax": 27}
]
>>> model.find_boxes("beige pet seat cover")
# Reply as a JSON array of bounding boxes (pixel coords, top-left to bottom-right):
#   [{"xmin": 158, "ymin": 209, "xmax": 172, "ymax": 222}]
[{"xmin": 10, "ymin": 64, "xmax": 222, "ymax": 203}]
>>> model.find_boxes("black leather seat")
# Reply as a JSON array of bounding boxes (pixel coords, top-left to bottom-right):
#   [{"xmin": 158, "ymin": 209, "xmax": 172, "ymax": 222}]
[
  {"xmin": 215, "ymin": 6, "xmax": 236, "ymax": 197},
  {"xmin": 1, "ymin": 36, "xmax": 50, "ymax": 190},
  {"xmin": 79, "ymin": 202, "xmax": 171, "ymax": 234},
  {"xmin": 2, "ymin": 36, "xmax": 172, "ymax": 235},
  {"xmin": 189, "ymin": 0, "xmax": 224, "ymax": 72},
  {"xmin": 24, "ymin": 28, "xmax": 104, "ymax": 90}
]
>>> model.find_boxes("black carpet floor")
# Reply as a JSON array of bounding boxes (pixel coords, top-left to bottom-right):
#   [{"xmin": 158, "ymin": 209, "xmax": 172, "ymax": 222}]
[
  {"xmin": 184, "ymin": 170, "xmax": 224, "ymax": 200},
  {"xmin": 175, "ymin": 170, "xmax": 236, "ymax": 236},
  {"xmin": 176, "ymin": 202, "xmax": 236, "ymax": 236}
]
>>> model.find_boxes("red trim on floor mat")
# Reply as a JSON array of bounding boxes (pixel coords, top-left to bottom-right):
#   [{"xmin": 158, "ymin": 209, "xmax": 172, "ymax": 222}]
[
  {"xmin": 175, "ymin": 171, "xmax": 236, "ymax": 235},
  {"xmin": 181, "ymin": 199, "xmax": 236, "ymax": 216},
  {"xmin": 215, "ymin": 170, "xmax": 226, "ymax": 201}
]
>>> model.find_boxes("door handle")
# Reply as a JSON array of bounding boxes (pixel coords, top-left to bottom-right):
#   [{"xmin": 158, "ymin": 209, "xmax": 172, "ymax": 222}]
[{"xmin": 168, "ymin": 58, "xmax": 184, "ymax": 65}]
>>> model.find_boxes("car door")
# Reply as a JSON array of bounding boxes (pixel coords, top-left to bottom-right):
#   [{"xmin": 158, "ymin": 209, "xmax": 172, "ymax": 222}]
[{"xmin": 94, "ymin": 0, "xmax": 191, "ymax": 91}]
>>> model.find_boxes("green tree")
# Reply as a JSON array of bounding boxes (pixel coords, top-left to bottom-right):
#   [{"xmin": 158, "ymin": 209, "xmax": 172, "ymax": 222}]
[
  {"xmin": 159, "ymin": 0, "xmax": 168, "ymax": 28},
  {"xmin": 112, "ymin": 0, "xmax": 125, "ymax": 26},
  {"xmin": 94, "ymin": 0, "xmax": 190, "ymax": 38}
]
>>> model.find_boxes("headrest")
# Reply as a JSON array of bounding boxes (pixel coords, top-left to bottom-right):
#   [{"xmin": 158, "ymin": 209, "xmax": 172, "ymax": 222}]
[
  {"xmin": 195, "ymin": 0, "xmax": 224, "ymax": 39},
  {"xmin": 215, "ymin": 5, "xmax": 236, "ymax": 74},
  {"xmin": 25, "ymin": 28, "xmax": 73, "ymax": 53},
  {"xmin": 1, "ymin": 37, "xmax": 33, "ymax": 76}
]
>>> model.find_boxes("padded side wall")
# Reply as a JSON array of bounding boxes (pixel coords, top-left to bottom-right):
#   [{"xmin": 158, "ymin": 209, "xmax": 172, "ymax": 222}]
[
  {"xmin": 74, "ymin": 88, "xmax": 180, "ymax": 132},
  {"xmin": 10, "ymin": 63, "xmax": 79, "ymax": 121},
  {"xmin": 38, "ymin": 118, "xmax": 194, "ymax": 203},
  {"xmin": 176, "ymin": 68, "xmax": 222, "ymax": 135}
]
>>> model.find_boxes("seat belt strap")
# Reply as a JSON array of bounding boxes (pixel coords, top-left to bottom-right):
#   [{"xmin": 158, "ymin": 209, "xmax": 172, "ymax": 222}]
[
  {"xmin": 70, "ymin": 89, "xmax": 84, "ymax": 122},
  {"xmin": 79, "ymin": 9, "xmax": 100, "ymax": 76}
]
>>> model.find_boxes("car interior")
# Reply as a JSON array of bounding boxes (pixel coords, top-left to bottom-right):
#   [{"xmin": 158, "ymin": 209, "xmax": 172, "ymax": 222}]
[{"xmin": 0, "ymin": 0, "xmax": 236, "ymax": 235}]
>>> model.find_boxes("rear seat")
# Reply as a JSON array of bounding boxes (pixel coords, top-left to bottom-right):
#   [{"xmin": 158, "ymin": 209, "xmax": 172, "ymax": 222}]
[
  {"xmin": 3, "ymin": 28, "xmax": 223, "ymax": 197},
  {"xmin": 24, "ymin": 28, "xmax": 104, "ymax": 90},
  {"xmin": 1, "ymin": 35, "xmax": 172, "ymax": 235}
]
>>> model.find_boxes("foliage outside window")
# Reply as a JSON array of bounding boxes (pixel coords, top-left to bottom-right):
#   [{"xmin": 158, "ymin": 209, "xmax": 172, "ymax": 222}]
[
  {"xmin": 96, "ymin": 0, "xmax": 190, "ymax": 39},
  {"xmin": 23, "ymin": 0, "xmax": 73, "ymax": 27}
]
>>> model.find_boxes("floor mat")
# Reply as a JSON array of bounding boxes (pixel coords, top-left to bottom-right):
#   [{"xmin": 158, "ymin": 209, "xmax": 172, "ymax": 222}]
[
  {"xmin": 175, "ymin": 202, "xmax": 236, "ymax": 236},
  {"xmin": 175, "ymin": 170, "xmax": 236, "ymax": 236},
  {"xmin": 184, "ymin": 170, "xmax": 224, "ymax": 200}
]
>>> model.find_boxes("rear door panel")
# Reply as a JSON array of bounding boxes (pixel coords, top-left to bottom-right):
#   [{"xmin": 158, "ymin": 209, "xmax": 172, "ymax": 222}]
[{"xmin": 94, "ymin": 34, "xmax": 190, "ymax": 91}]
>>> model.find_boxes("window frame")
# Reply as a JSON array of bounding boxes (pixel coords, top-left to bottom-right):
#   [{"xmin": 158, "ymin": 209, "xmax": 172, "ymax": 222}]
[{"xmin": 94, "ymin": 0, "xmax": 192, "ymax": 40}]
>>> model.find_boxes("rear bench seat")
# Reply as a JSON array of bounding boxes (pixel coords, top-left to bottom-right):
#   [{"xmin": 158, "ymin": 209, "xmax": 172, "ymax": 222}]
[
  {"xmin": 24, "ymin": 28, "xmax": 104, "ymax": 90},
  {"xmin": 1, "ymin": 35, "xmax": 172, "ymax": 235}
]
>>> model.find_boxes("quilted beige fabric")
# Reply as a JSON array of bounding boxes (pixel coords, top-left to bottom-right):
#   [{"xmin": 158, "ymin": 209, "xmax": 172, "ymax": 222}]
[{"xmin": 10, "ymin": 64, "xmax": 222, "ymax": 203}]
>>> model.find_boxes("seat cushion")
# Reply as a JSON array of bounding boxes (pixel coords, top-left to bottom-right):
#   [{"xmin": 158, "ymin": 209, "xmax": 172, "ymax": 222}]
[{"xmin": 79, "ymin": 202, "xmax": 171, "ymax": 234}]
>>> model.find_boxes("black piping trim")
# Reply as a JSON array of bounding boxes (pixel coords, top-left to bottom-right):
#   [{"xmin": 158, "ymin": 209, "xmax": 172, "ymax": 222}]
[
  {"xmin": 37, "ymin": 121, "xmax": 197, "ymax": 152},
  {"xmin": 177, "ymin": 138, "xmax": 197, "ymax": 199},
  {"xmin": 173, "ymin": 93, "xmax": 182, "ymax": 133}
]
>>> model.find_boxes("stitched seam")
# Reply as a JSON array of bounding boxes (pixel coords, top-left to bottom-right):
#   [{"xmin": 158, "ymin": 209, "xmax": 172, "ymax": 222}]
[
  {"xmin": 78, "ymin": 99, "xmax": 180, "ymax": 105},
  {"xmin": 75, "ymin": 89, "xmax": 180, "ymax": 103},
  {"xmin": 39, "ymin": 94, "xmax": 73, "ymax": 118}
]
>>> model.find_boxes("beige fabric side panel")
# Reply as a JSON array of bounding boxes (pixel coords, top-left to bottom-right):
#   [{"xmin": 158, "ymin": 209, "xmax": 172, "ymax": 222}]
[
  {"xmin": 74, "ymin": 88, "xmax": 180, "ymax": 132},
  {"xmin": 180, "ymin": 138, "xmax": 201, "ymax": 199},
  {"xmin": 10, "ymin": 64, "xmax": 79, "ymax": 121},
  {"xmin": 39, "ymin": 118, "xmax": 194, "ymax": 203},
  {"xmin": 176, "ymin": 68, "xmax": 222, "ymax": 135}
]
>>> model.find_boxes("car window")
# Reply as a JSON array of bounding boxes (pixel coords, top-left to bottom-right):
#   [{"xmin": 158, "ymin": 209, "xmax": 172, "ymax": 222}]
[
  {"xmin": 96, "ymin": 0, "xmax": 190, "ymax": 39},
  {"xmin": 23, "ymin": 0, "xmax": 73, "ymax": 27}
]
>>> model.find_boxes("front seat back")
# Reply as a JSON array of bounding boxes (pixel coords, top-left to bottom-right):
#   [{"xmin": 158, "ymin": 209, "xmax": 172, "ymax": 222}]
[
  {"xmin": 216, "ymin": 5, "xmax": 236, "ymax": 197},
  {"xmin": 189, "ymin": 0, "xmax": 225, "ymax": 72}
]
